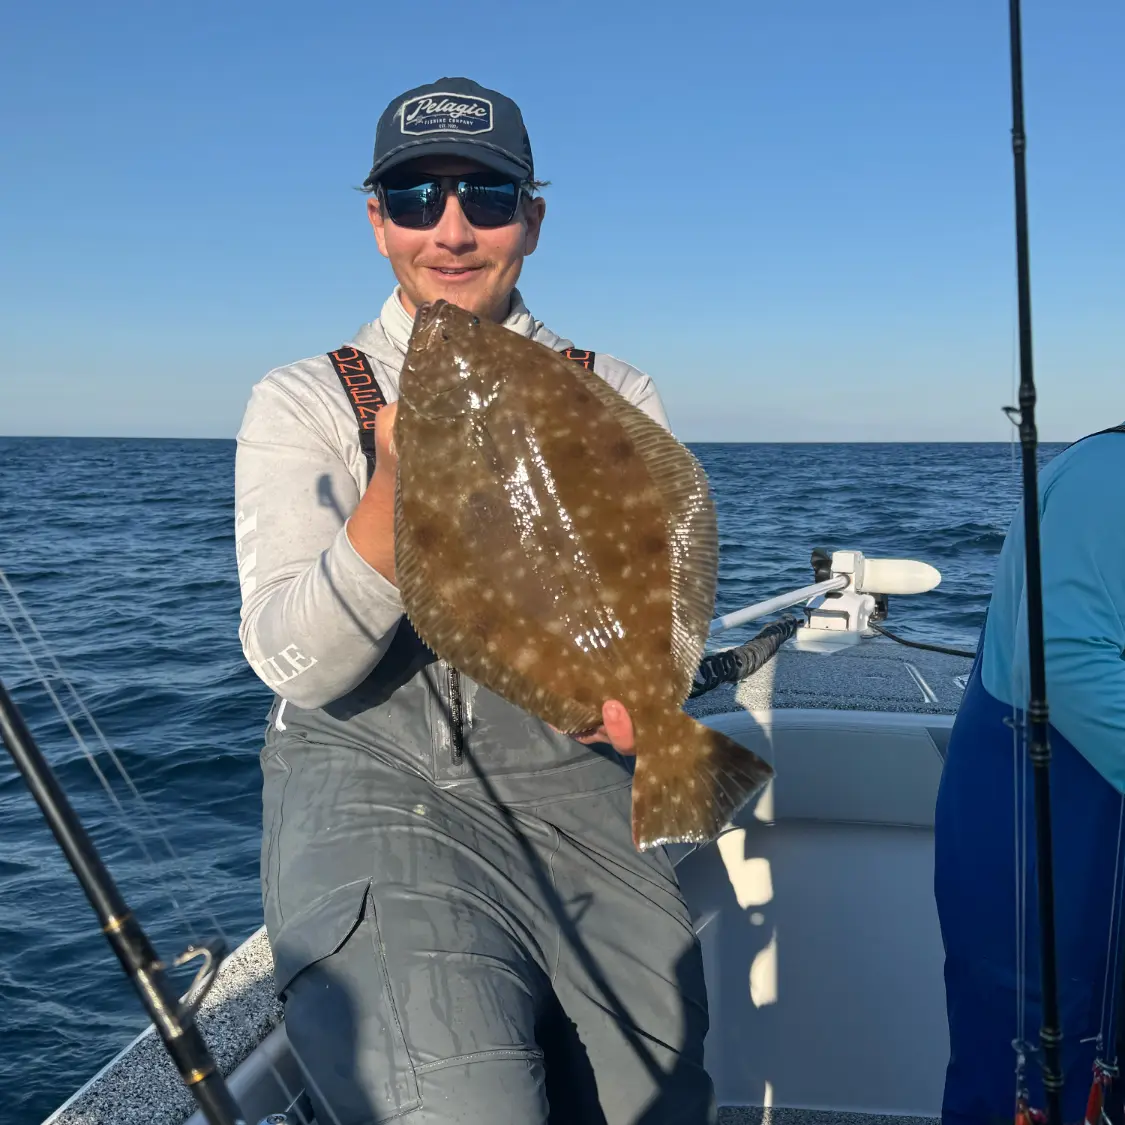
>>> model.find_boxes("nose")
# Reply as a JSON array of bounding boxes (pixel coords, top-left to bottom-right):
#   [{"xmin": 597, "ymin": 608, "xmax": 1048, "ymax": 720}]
[{"xmin": 431, "ymin": 190, "xmax": 476, "ymax": 252}]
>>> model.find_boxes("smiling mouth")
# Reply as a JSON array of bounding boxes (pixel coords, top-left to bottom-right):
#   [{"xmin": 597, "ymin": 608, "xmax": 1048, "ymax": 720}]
[{"xmin": 429, "ymin": 266, "xmax": 482, "ymax": 278}]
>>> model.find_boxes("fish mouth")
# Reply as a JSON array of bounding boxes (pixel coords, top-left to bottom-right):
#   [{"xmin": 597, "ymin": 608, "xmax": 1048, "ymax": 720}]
[
  {"xmin": 410, "ymin": 301, "xmax": 447, "ymax": 351},
  {"xmin": 410, "ymin": 300, "xmax": 481, "ymax": 353}
]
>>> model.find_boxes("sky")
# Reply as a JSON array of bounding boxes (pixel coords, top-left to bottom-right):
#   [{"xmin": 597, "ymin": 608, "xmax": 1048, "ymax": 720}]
[{"xmin": 0, "ymin": 0, "xmax": 1120, "ymax": 442}]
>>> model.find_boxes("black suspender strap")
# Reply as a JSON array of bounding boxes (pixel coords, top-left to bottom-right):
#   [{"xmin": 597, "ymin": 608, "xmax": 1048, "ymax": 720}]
[
  {"xmin": 327, "ymin": 342, "xmax": 595, "ymax": 485},
  {"xmin": 327, "ymin": 346, "xmax": 389, "ymax": 485},
  {"xmin": 561, "ymin": 347, "xmax": 596, "ymax": 371}
]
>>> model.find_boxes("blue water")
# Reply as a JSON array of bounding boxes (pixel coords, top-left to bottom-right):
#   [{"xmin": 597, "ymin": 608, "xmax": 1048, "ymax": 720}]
[{"xmin": 0, "ymin": 436, "xmax": 1061, "ymax": 1124}]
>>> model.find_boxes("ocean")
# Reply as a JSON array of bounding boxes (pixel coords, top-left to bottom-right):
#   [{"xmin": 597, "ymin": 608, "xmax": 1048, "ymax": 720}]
[{"xmin": 0, "ymin": 436, "xmax": 1059, "ymax": 1124}]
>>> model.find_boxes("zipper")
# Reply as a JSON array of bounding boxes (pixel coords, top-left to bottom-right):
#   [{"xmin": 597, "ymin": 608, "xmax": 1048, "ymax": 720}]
[{"xmin": 446, "ymin": 664, "xmax": 465, "ymax": 765}]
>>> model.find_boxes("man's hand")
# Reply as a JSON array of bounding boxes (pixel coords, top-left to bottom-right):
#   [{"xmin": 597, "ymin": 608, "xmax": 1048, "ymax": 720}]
[
  {"xmin": 346, "ymin": 402, "xmax": 399, "ymax": 584},
  {"xmin": 567, "ymin": 700, "xmax": 635, "ymax": 756}
]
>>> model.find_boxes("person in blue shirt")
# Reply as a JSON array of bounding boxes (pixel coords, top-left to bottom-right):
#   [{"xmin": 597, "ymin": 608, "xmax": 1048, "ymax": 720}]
[{"xmin": 935, "ymin": 424, "xmax": 1125, "ymax": 1124}]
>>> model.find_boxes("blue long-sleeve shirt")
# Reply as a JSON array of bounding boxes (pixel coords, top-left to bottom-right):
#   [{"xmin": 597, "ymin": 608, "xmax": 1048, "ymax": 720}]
[{"xmin": 981, "ymin": 426, "xmax": 1125, "ymax": 792}]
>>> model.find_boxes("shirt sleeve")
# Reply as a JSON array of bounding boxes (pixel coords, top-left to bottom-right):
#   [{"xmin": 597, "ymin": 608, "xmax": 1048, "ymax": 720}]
[
  {"xmin": 625, "ymin": 373, "xmax": 672, "ymax": 432},
  {"xmin": 234, "ymin": 372, "xmax": 405, "ymax": 709},
  {"xmin": 1037, "ymin": 441, "xmax": 1125, "ymax": 782}
]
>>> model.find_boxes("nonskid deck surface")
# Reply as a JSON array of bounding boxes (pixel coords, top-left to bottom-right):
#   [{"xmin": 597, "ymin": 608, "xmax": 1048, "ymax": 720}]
[
  {"xmin": 45, "ymin": 637, "xmax": 968, "ymax": 1125},
  {"xmin": 44, "ymin": 927, "xmax": 282, "ymax": 1125},
  {"xmin": 686, "ymin": 633, "xmax": 972, "ymax": 721}
]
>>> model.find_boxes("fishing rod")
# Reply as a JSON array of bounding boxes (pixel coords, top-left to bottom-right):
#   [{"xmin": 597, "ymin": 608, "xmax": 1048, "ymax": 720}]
[
  {"xmin": 1005, "ymin": 0, "xmax": 1064, "ymax": 1121},
  {"xmin": 0, "ymin": 679, "xmax": 248, "ymax": 1125}
]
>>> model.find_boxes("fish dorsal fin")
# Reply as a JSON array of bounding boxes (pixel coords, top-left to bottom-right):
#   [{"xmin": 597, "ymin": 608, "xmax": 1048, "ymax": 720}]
[{"xmin": 563, "ymin": 360, "xmax": 719, "ymax": 705}]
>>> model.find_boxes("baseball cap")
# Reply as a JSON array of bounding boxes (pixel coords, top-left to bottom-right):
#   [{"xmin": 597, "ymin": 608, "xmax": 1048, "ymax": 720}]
[{"xmin": 363, "ymin": 77, "xmax": 535, "ymax": 187}]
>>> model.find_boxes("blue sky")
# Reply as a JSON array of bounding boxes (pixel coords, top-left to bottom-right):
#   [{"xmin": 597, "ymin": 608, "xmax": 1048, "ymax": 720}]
[{"xmin": 1, "ymin": 0, "xmax": 1120, "ymax": 441}]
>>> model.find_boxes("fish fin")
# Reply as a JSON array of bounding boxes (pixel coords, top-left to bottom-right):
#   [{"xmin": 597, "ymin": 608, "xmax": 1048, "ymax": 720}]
[
  {"xmin": 630, "ymin": 708, "xmax": 774, "ymax": 850},
  {"xmin": 563, "ymin": 361, "xmax": 718, "ymax": 705}
]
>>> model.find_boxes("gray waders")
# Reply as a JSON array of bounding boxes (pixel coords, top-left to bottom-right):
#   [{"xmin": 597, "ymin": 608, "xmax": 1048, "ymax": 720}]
[{"xmin": 258, "ymin": 347, "xmax": 716, "ymax": 1124}]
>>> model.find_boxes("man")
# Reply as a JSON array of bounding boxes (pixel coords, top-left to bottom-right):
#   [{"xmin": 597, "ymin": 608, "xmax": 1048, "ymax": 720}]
[
  {"xmin": 934, "ymin": 423, "xmax": 1125, "ymax": 1124},
  {"xmin": 234, "ymin": 77, "xmax": 716, "ymax": 1124}
]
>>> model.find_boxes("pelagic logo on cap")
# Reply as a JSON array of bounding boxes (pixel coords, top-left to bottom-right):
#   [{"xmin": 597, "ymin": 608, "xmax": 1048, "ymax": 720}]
[{"xmin": 399, "ymin": 92, "xmax": 494, "ymax": 136}]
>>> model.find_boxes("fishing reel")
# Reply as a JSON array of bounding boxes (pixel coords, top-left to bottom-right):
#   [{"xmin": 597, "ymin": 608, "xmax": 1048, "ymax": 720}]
[{"xmin": 801, "ymin": 548, "xmax": 941, "ymax": 640}]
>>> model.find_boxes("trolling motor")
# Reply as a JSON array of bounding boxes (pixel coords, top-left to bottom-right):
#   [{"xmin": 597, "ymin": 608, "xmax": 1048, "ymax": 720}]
[
  {"xmin": 691, "ymin": 547, "xmax": 947, "ymax": 697},
  {"xmin": 801, "ymin": 548, "xmax": 942, "ymax": 640}
]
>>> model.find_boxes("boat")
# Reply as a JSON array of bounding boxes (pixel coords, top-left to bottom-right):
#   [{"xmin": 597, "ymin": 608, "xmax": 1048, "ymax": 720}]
[
  {"xmin": 8, "ymin": 1, "xmax": 1063, "ymax": 1118},
  {"xmin": 37, "ymin": 548, "xmax": 972, "ymax": 1125}
]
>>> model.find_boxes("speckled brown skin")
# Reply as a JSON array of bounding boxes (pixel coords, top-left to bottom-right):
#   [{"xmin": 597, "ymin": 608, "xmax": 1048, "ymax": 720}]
[{"xmin": 394, "ymin": 301, "xmax": 773, "ymax": 848}]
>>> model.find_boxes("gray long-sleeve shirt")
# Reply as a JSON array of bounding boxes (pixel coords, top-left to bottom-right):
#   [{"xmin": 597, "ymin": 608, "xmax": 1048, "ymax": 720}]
[{"xmin": 234, "ymin": 288, "xmax": 673, "ymax": 709}]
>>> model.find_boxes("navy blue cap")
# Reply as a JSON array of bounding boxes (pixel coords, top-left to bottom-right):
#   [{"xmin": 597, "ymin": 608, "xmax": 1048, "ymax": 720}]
[{"xmin": 363, "ymin": 77, "xmax": 535, "ymax": 187}]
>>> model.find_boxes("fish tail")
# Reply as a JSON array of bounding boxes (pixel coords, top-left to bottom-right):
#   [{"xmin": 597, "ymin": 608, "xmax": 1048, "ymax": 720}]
[{"xmin": 630, "ymin": 708, "xmax": 773, "ymax": 850}]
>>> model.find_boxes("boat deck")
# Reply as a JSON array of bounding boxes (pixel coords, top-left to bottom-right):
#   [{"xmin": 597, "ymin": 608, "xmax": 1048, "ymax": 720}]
[
  {"xmin": 690, "ymin": 628, "xmax": 970, "ymax": 720},
  {"xmin": 44, "ymin": 635, "xmax": 972, "ymax": 1125}
]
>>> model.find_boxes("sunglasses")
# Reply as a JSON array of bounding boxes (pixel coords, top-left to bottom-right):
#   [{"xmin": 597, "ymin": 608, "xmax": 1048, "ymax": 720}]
[{"xmin": 377, "ymin": 171, "xmax": 527, "ymax": 230}]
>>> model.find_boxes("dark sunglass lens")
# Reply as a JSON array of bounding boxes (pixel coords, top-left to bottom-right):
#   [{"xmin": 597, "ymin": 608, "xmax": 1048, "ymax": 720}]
[
  {"xmin": 382, "ymin": 180, "xmax": 444, "ymax": 228},
  {"xmin": 457, "ymin": 180, "xmax": 520, "ymax": 227}
]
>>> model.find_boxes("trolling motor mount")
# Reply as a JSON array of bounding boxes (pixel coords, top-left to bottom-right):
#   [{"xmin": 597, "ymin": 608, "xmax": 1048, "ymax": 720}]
[{"xmin": 801, "ymin": 549, "xmax": 940, "ymax": 638}]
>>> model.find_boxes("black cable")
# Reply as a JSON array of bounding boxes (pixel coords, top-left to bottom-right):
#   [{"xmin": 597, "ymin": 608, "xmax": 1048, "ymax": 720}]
[
  {"xmin": 689, "ymin": 614, "xmax": 800, "ymax": 698},
  {"xmin": 869, "ymin": 623, "xmax": 976, "ymax": 660}
]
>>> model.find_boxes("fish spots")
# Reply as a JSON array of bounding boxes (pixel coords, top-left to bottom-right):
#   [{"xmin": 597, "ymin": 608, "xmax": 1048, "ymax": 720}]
[
  {"xmin": 412, "ymin": 522, "xmax": 443, "ymax": 551},
  {"xmin": 471, "ymin": 608, "xmax": 498, "ymax": 640},
  {"xmin": 467, "ymin": 490, "xmax": 505, "ymax": 527},
  {"xmin": 559, "ymin": 439, "xmax": 586, "ymax": 465},
  {"xmin": 395, "ymin": 306, "xmax": 738, "ymax": 849},
  {"xmin": 440, "ymin": 576, "xmax": 474, "ymax": 602},
  {"xmin": 573, "ymin": 684, "xmax": 597, "ymax": 707},
  {"xmin": 609, "ymin": 438, "xmax": 634, "ymax": 463}
]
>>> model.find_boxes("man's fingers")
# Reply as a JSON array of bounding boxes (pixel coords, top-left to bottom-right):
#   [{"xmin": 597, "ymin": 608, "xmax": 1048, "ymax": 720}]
[
  {"xmin": 553, "ymin": 702, "xmax": 635, "ymax": 755},
  {"xmin": 376, "ymin": 401, "xmax": 398, "ymax": 458},
  {"xmin": 601, "ymin": 701, "xmax": 635, "ymax": 755}
]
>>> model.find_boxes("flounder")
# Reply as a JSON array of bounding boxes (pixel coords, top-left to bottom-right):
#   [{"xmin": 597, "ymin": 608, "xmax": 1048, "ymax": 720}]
[{"xmin": 393, "ymin": 300, "xmax": 773, "ymax": 849}]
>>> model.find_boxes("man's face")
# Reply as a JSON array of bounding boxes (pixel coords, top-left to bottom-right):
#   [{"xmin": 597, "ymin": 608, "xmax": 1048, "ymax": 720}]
[{"xmin": 367, "ymin": 156, "xmax": 546, "ymax": 323}]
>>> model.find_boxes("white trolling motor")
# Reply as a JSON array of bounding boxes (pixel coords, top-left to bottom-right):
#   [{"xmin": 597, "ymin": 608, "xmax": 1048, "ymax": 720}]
[
  {"xmin": 690, "ymin": 548, "xmax": 945, "ymax": 699},
  {"xmin": 707, "ymin": 548, "xmax": 942, "ymax": 645},
  {"xmin": 799, "ymin": 547, "xmax": 942, "ymax": 642}
]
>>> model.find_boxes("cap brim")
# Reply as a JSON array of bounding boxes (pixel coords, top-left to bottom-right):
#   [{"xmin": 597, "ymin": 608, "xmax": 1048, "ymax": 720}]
[{"xmin": 365, "ymin": 139, "xmax": 530, "ymax": 186}]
